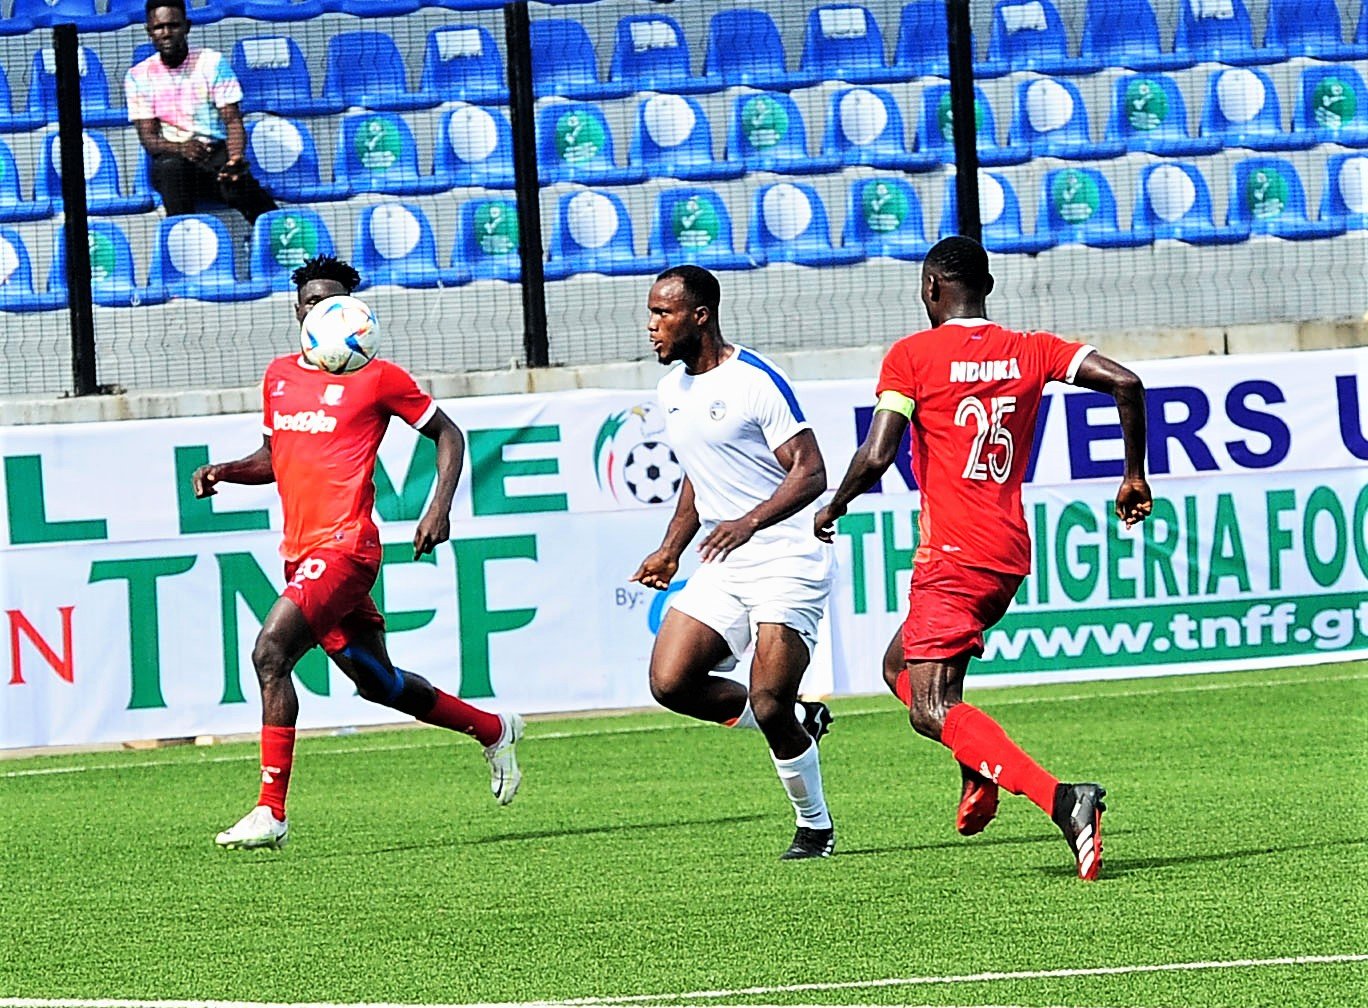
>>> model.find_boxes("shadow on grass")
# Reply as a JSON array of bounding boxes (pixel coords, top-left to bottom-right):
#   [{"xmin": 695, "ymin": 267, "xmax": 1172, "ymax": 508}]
[
  {"xmin": 837, "ymin": 831, "xmax": 1071, "ymax": 858},
  {"xmin": 1092, "ymin": 836, "xmax": 1367, "ymax": 878}
]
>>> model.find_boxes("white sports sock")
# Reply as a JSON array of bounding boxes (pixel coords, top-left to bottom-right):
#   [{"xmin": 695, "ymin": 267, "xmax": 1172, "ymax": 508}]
[
  {"xmin": 730, "ymin": 700, "xmax": 806, "ymax": 730},
  {"xmin": 771, "ymin": 739, "xmax": 832, "ymax": 829}
]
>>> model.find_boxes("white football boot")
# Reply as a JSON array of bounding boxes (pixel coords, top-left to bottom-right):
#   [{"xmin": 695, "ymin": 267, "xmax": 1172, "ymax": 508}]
[
  {"xmin": 483, "ymin": 712, "xmax": 524, "ymax": 806},
  {"xmin": 215, "ymin": 805, "xmax": 288, "ymax": 850}
]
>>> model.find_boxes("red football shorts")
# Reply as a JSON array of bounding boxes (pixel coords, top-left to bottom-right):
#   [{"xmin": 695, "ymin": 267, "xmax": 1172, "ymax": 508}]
[
  {"xmin": 901, "ymin": 556, "xmax": 1024, "ymax": 662},
  {"xmin": 282, "ymin": 547, "xmax": 385, "ymax": 654}
]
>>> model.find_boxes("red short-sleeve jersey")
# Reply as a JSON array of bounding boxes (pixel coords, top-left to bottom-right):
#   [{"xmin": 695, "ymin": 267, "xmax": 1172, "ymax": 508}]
[
  {"xmin": 877, "ymin": 319, "xmax": 1094, "ymax": 575},
  {"xmin": 261, "ymin": 355, "xmax": 436, "ymax": 562}
]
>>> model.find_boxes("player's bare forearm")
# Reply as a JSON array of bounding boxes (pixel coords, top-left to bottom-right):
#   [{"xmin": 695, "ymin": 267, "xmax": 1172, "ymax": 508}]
[
  {"xmin": 699, "ymin": 431, "xmax": 826, "ymax": 562},
  {"xmin": 816, "ymin": 410, "xmax": 906, "ymax": 542},
  {"xmin": 192, "ymin": 437, "xmax": 273, "ymax": 498},
  {"xmin": 631, "ymin": 478, "xmax": 699, "ymax": 589},
  {"xmin": 1075, "ymin": 352, "xmax": 1152, "ymax": 526},
  {"xmin": 414, "ymin": 412, "xmax": 464, "ymax": 557}
]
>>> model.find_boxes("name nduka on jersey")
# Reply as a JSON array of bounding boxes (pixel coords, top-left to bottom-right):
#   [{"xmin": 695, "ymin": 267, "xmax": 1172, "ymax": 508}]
[
  {"xmin": 273, "ymin": 409, "xmax": 337, "ymax": 434},
  {"xmin": 950, "ymin": 359, "xmax": 1022, "ymax": 383}
]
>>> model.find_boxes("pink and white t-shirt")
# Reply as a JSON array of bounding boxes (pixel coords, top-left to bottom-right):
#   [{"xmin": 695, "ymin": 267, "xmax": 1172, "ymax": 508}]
[{"xmin": 124, "ymin": 48, "xmax": 242, "ymax": 144}]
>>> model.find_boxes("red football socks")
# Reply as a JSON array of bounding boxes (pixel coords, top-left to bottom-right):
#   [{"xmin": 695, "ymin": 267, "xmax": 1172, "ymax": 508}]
[
  {"xmin": 421, "ymin": 689, "xmax": 503, "ymax": 748},
  {"xmin": 257, "ymin": 725, "xmax": 296, "ymax": 820},
  {"xmin": 941, "ymin": 703, "xmax": 1058, "ymax": 815},
  {"xmin": 893, "ymin": 668, "xmax": 913, "ymax": 707}
]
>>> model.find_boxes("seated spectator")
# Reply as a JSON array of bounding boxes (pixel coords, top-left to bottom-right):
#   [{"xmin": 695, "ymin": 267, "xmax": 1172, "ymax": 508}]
[{"xmin": 124, "ymin": 0, "xmax": 276, "ymax": 223}]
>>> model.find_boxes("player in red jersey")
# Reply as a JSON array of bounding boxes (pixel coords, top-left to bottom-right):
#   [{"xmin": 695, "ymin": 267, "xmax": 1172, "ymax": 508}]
[
  {"xmin": 815, "ymin": 237, "xmax": 1151, "ymax": 880},
  {"xmin": 192, "ymin": 255, "xmax": 524, "ymax": 850}
]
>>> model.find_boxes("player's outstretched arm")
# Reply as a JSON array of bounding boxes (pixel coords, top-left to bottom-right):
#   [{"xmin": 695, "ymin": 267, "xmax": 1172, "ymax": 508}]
[
  {"xmin": 191, "ymin": 435, "xmax": 274, "ymax": 498},
  {"xmin": 815, "ymin": 407, "xmax": 908, "ymax": 542},
  {"xmin": 698, "ymin": 429, "xmax": 827, "ymax": 562},
  {"xmin": 1074, "ymin": 352, "xmax": 1152, "ymax": 528},
  {"xmin": 630, "ymin": 476, "xmax": 700, "ymax": 591},
  {"xmin": 413, "ymin": 409, "xmax": 465, "ymax": 559}
]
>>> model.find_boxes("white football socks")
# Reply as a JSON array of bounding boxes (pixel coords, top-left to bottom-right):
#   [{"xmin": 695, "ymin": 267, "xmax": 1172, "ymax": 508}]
[
  {"xmin": 771, "ymin": 739, "xmax": 832, "ymax": 829},
  {"xmin": 730, "ymin": 699, "xmax": 807, "ymax": 730}
]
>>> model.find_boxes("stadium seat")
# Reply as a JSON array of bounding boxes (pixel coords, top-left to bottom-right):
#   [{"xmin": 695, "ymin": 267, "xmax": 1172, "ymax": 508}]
[
  {"xmin": 1200, "ymin": 67, "xmax": 1309, "ymax": 152},
  {"xmin": 331, "ymin": 0, "xmax": 420, "ymax": 18},
  {"xmin": 822, "ymin": 87, "xmax": 937, "ymax": 171},
  {"xmin": 702, "ymin": 9, "xmax": 818, "ymax": 90},
  {"xmin": 1172, "ymin": 0, "xmax": 1277, "ymax": 66},
  {"xmin": 433, "ymin": 104, "xmax": 516, "ymax": 189},
  {"xmin": 0, "ymin": 64, "xmax": 43, "ymax": 133},
  {"xmin": 35, "ymin": 129, "xmax": 153, "ymax": 216},
  {"xmin": 1359, "ymin": 0, "xmax": 1368, "ymax": 48},
  {"xmin": 324, "ymin": 32, "xmax": 436, "ymax": 113},
  {"xmin": 919, "ymin": 84, "xmax": 1028, "ymax": 167},
  {"xmin": 1264, "ymin": 0, "xmax": 1368, "ymax": 61},
  {"xmin": 0, "ymin": 140, "xmax": 50, "ymax": 222},
  {"xmin": 454, "ymin": 197, "xmax": 521, "ymax": 282},
  {"xmin": 50, "ymin": 219, "xmax": 167, "ymax": 307},
  {"xmin": 335, "ymin": 112, "xmax": 447, "ymax": 196},
  {"xmin": 354, "ymin": 202, "xmax": 449, "ymax": 289},
  {"xmin": 0, "ymin": 229, "xmax": 63, "ymax": 312},
  {"xmin": 610, "ymin": 12, "xmax": 719, "ymax": 95},
  {"xmin": 800, "ymin": 4, "xmax": 899, "ymax": 85},
  {"xmin": 747, "ymin": 181, "xmax": 863, "ymax": 267},
  {"xmin": 651, "ymin": 187, "xmax": 759, "ymax": 271},
  {"xmin": 1132, "ymin": 161, "xmax": 1247, "ymax": 244},
  {"xmin": 1226, "ymin": 157, "xmax": 1344, "ymax": 240},
  {"xmin": 1294, "ymin": 66, "xmax": 1368, "ymax": 148},
  {"xmin": 893, "ymin": 1, "xmax": 954, "ymax": 78},
  {"xmin": 940, "ymin": 170, "xmax": 1053, "ymax": 254},
  {"xmin": 181, "ymin": 0, "xmax": 230, "ymax": 24},
  {"xmin": 1319, "ymin": 153, "xmax": 1368, "ymax": 231},
  {"xmin": 546, "ymin": 189, "xmax": 660, "ymax": 279},
  {"xmin": 1036, "ymin": 167, "xmax": 1150, "ymax": 249},
  {"xmin": 149, "ymin": 214, "xmax": 266, "ymax": 302},
  {"xmin": 631, "ymin": 94, "xmax": 742, "ymax": 182},
  {"xmin": 231, "ymin": 36, "xmax": 343, "ymax": 118},
  {"xmin": 220, "ymin": 0, "xmax": 326, "ymax": 22},
  {"xmin": 1080, "ymin": 0, "xmax": 1195, "ymax": 71},
  {"xmin": 981, "ymin": 0, "xmax": 1102, "ymax": 76},
  {"xmin": 729, "ymin": 91, "xmax": 841, "ymax": 175},
  {"xmin": 530, "ymin": 20, "xmax": 631, "ymax": 102},
  {"xmin": 1011, "ymin": 78, "xmax": 1125, "ymax": 160},
  {"xmin": 843, "ymin": 176, "xmax": 932, "ymax": 261},
  {"xmin": 245, "ymin": 116, "xmax": 348, "ymax": 203},
  {"xmin": 537, "ymin": 102, "xmax": 647, "ymax": 186},
  {"xmin": 418, "ymin": 26, "xmax": 507, "ymax": 106},
  {"xmin": 28, "ymin": 46, "xmax": 125, "ymax": 128},
  {"xmin": 250, "ymin": 208, "xmax": 337, "ymax": 292},
  {"xmin": 1106, "ymin": 73, "xmax": 1221, "ymax": 157},
  {"xmin": 10, "ymin": 0, "xmax": 129, "ymax": 32}
]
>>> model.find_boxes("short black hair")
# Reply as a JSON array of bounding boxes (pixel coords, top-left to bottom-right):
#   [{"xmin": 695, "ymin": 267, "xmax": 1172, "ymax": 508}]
[
  {"xmin": 924, "ymin": 236, "xmax": 991, "ymax": 293},
  {"xmin": 655, "ymin": 264, "xmax": 720, "ymax": 316},
  {"xmin": 145, "ymin": 0, "xmax": 187, "ymax": 18},
  {"xmin": 291, "ymin": 254, "xmax": 361, "ymax": 294}
]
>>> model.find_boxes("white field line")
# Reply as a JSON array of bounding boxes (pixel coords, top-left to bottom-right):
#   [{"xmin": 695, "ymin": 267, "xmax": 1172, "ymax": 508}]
[{"xmin": 4, "ymin": 670, "xmax": 1366, "ymax": 781}]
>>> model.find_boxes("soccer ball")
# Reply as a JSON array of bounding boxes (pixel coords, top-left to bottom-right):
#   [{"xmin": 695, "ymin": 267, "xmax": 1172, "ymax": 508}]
[
  {"xmin": 300, "ymin": 294, "xmax": 379, "ymax": 374},
  {"xmin": 623, "ymin": 441, "xmax": 683, "ymax": 504}
]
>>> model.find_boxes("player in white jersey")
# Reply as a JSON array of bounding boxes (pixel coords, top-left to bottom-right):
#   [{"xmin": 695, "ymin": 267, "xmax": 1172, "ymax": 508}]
[{"xmin": 630, "ymin": 265, "xmax": 838, "ymax": 860}]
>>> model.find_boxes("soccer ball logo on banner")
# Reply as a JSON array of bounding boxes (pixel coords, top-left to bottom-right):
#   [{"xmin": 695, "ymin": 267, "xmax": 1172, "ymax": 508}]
[{"xmin": 593, "ymin": 403, "xmax": 683, "ymax": 506}]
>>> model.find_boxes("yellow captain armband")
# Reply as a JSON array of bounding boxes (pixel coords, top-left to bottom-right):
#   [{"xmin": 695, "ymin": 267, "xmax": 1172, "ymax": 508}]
[{"xmin": 874, "ymin": 390, "xmax": 915, "ymax": 419}]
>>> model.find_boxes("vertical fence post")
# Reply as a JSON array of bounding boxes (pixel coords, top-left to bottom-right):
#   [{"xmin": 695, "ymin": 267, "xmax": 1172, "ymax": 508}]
[
  {"xmin": 54, "ymin": 23, "xmax": 98, "ymax": 395},
  {"xmin": 946, "ymin": 0, "xmax": 981, "ymax": 243},
  {"xmin": 504, "ymin": 1, "xmax": 549, "ymax": 369}
]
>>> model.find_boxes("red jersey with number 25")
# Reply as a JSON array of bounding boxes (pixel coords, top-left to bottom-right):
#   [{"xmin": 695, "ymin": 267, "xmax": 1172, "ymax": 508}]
[
  {"xmin": 877, "ymin": 319, "xmax": 1095, "ymax": 575},
  {"xmin": 261, "ymin": 355, "xmax": 436, "ymax": 562}
]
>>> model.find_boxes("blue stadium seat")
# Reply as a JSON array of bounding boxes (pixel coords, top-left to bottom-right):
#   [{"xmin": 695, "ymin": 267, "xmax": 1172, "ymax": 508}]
[
  {"xmin": 546, "ymin": 189, "xmax": 660, "ymax": 279},
  {"xmin": 245, "ymin": 116, "xmax": 348, "ymax": 203},
  {"xmin": 149, "ymin": 214, "xmax": 266, "ymax": 302},
  {"xmin": 981, "ymin": 0, "xmax": 1102, "ymax": 76},
  {"xmin": 747, "ymin": 181, "xmax": 863, "ymax": 267},
  {"xmin": 354, "ymin": 202, "xmax": 449, "ymax": 289},
  {"xmin": 331, "ymin": 0, "xmax": 420, "ymax": 18},
  {"xmin": 530, "ymin": 20, "xmax": 630, "ymax": 102},
  {"xmin": 1173, "ymin": 0, "xmax": 1277, "ymax": 66},
  {"xmin": 631, "ymin": 94, "xmax": 742, "ymax": 182},
  {"xmin": 822, "ymin": 87, "xmax": 937, "ymax": 171},
  {"xmin": 324, "ymin": 31, "xmax": 436, "ymax": 113},
  {"xmin": 0, "ymin": 229, "xmax": 63, "ymax": 312},
  {"xmin": 1319, "ymin": 153, "xmax": 1368, "ymax": 231},
  {"xmin": 651, "ymin": 187, "xmax": 759, "ymax": 271},
  {"xmin": 220, "ymin": 0, "xmax": 326, "ymax": 22},
  {"xmin": 1360, "ymin": 0, "xmax": 1368, "ymax": 48},
  {"xmin": 433, "ymin": 104, "xmax": 516, "ymax": 189},
  {"xmin": 1132, "ymin": 161, "xmax": 1247, "ymax": 244},
  {"xmin": 702, "ymin": 9, "xmax": 818, "ymax": 90},
  {"xmin": 183, "ymin": 0, "xmax": 230, "ymax": 24},
  {"xmin": 1294, "ymin": 66, "xmax": 1368, "ymax": 148},
  {"xmin": 1200, "ymin": 66, "xmax": 1309, "ymax": 152},
  {"xmin": 940, "ymin": 170, "xmax": 1053, "ymax": 254},
  {"xmin": 1227, "ymin": 157, "xmax": 1344, "ymax": 240},
  {"xmin": 800, "ymin": 4, "xmax": 898, "ymax": 85},
  {"xmin": 50, "ymin": 219, "xmax": 167, "ymax": 307},
  {"xmin": 1037, "ymin": 167, "xmax": 1150, "ymax": 249},
  {"xmin": 419, "ymin": 26, "xmax": 507, "ymax": 105},
  {"xmin": 843, "ymin": 176, "xmax": 932, "ymax": 261},
  {"xmin": 29, "ymin": 46, "xmax": 124, "ymax": 128},
  {"xmin": 537, "ymin": 102, "xmax": 647, "ymax": 186},
  {"xmin": 1106, "ymin": 73, "xmax": 1221, "ymax": 156},
  {"xmin": 0, "ymin": 64, "xmax": 43, "ymax": 133},
  {"xmin": 251, "ymin": 208, "xmax": 337, "ymax": 292},
  {"xmin": 35, "ymin": 129, "xmax": 153, "ymax": 216},
  {"xmin": 231, "ymin": 36, "xmax": 343, "ymax": 118},
  {"xmin": 1011, "ymin": 78, "xmax": 1124, "ymax": 160},
  {"xmin": 610, "ymin": 12, "xmax": 719, "ymax": 95},
  {"xmin": 10, "ymin": 0, "xmax": 129, "ymax": 32},
  {"xmin": 0, "ymin": 140, "xmax": 50, "ymax": 222},
  {"xmin": 729, "ymin": 91, "xmax": 841, "ymax": 175},
  {"xmin": 893, "ymin": 1, "xmax": 954, "ymax": 78},
  {"xmin": 1264, "ymin": 0, "xmax": 1368, "ymax": 61},
  {"xmin": 336, "ymin": 112, "xmax": 447, "ymax": 196},
  {"xmin": 1080, "ymin": 0, "xmax": 1194, "ymax": 71},
  {"xmin": 455, "ymin": 197, "xmax": 521, "ymax": 282},
  {"xmin": 919, "ymin": 84, "xmax": 1028, "ymax": 167}
]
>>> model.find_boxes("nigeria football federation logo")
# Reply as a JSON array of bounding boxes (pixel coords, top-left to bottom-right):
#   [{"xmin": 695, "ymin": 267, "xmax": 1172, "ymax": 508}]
[{"xmin": 593, "ymin": 403, "xmax": 684, "ymax": 506}]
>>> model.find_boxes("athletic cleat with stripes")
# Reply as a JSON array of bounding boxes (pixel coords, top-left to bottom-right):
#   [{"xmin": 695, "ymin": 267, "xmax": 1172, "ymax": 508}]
[
  {"xmin": 780, "ymin": 825, "xmax": 835, "ymax": 860},
  {"xmin": 799, "ymin": 700, "xmax": 832, "ymax": 745},
  {"xmin": 484, "ymin": 712, "xmax": 524, "ymax": 806},
  {"xmin": 1053, "ymin": 783, "xmax": 1105, "ymax": 880},
  {"xmin": 956, "ymin": 775, "xmax": 1000, "ymax": 836},
  {"xmin": 215, "ymin": 804, "xmax": 288, "ymax": 850}
]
